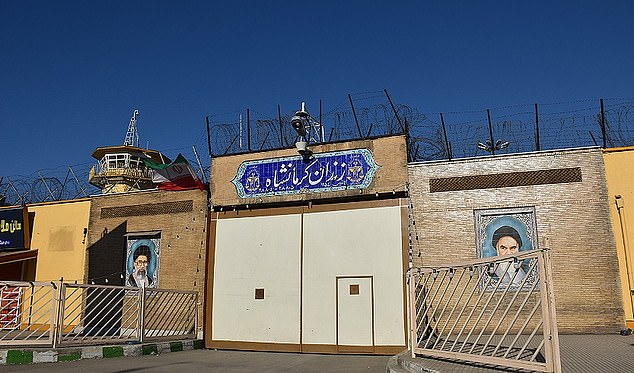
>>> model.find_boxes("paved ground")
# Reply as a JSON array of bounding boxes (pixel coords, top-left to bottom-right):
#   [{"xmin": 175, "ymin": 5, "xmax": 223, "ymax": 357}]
[
  {"xmin": 2, "ymin": 334, "xmax": 632, "ymax": 372},
  {"xmin": 558, "ymin": 334, "xmax": 633, "ymax": 372},
  {"xmin": 1, "ymin": 349, "xmax": 392, "ymax": 373},
  {"xmin": 393, "ymin": 334, "xmax": 634, "ymax": 372}
]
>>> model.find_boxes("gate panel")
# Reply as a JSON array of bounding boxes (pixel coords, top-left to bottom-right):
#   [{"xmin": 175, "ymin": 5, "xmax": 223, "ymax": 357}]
[
  {"xmin": 212, "ymin": 213, "xmax": 302, "ymax": 344},
  {"xmin": 59, "ymin": 284, "xmax": 140, "ymax": 346},
  {"xmin": 409, "ymin": 250, "xmax": 561, "ymax": 372},
  {"xmin": 302, "ymin": 205, "xmax": 405, "ymax": 347},
  {"xmin": 0, "ymin": 281, "xmax": 57, "ymax": 347}
]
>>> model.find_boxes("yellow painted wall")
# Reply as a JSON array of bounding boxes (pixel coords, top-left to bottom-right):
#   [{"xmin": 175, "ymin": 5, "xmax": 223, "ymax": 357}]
[
  {"xmin": 28, "ymin": 199, "xmax": 90, "ymax": 283},
  {"xmin": 603, "ymin": 147, "xmax": 634, "ymax": 329}
]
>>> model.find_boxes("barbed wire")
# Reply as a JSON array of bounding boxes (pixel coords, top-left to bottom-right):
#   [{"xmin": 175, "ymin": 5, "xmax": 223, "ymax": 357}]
[{"xmin": 3, "ymin": 95, "xmax": 633, "ymax": 205}]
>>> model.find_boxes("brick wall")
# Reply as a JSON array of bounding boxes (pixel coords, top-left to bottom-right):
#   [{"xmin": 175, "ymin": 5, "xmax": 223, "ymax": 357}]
[
  {"xmin": 86, "ymin": 188, "xmax": 208, "ymax": 328},
  {"xmin": 408, "ymin": 148, "xmax": 624, "ymax": 332}
]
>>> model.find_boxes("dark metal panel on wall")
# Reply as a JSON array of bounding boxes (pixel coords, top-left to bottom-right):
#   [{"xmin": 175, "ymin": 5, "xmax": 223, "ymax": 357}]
[{"xmin": 0, "ymin": 207, "xmax": 30, "ymax": 250}]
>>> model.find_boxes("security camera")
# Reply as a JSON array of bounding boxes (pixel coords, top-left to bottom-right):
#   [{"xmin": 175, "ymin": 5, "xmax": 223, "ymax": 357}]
[
  {"xmin": 291, "ymin": 115, "xmax": 306, "ymax": 136},
  {"xmin": 291, "ymin": 102, "xmax": 314, "ymax": 160},
  {"xmin": 291, "ymin": 102, "xmax": 310, "ymax": 137}
]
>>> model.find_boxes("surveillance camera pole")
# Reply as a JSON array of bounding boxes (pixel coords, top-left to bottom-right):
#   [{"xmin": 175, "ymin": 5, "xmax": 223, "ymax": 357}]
[{"xmin": 291, "ymin": 102, "xmax": 325, "ymax": 160}]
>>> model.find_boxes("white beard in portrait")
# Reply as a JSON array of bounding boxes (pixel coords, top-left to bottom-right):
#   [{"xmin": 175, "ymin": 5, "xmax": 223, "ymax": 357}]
[{"xmin": 494, "ymin": 261, "xmax": 526, "ymax": 286}]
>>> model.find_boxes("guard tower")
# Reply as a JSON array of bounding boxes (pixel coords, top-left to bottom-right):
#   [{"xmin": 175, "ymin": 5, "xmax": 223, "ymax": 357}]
[{"xmin": 88, "ymin": 110, "xmax": 170, "ymax": 194}]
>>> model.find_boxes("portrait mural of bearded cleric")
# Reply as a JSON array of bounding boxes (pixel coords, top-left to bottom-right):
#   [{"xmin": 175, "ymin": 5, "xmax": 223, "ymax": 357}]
[
  {"xmin": 475, "ymin": 207, "xmax": 539, "ymax": 290},
  {"xmin": 126, "ymin": 236, "xmax": 160, "ymax": 288}
]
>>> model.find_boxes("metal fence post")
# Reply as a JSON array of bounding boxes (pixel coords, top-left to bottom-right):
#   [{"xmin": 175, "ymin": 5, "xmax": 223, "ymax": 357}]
[
  {"xmin": 538, "ymin": 250, "xmax": 562, "ymax": 373},
  {"xmin": 139, "ymin": 286, "xmax": 146, "ymax": 343},
  {"xmin": 409, "ymin": 271, "xmax": 417, "ymax": 358},
  {"xmin": 543, "ymin": 249, "xmax": 562, "ymax": 373},
  {"xmin": 195, "ymin": 293, "xmax": 199, "ymax": 338},
  {"xmin": 52, "ymin": 279, "xmax": 64, "ymax": 348}
]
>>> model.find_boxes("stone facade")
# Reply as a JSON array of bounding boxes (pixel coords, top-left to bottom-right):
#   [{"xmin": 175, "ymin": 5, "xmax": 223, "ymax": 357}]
[
  {"xmin": 408, "ymin": 147, "xmax": 624, "ymax": 332},
  {"xmin": 86, "ymin": 188, "xmax": 208, "ymax": 328}
]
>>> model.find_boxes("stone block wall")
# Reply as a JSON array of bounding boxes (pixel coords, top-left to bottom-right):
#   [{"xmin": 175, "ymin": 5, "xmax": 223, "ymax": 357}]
[
  {"xmin": 86, "ymin": 188, "xmax": 208, "ymax": 328},
  {"xmin": 408, "ymin": 148, "xmax": 624, "ymax": 332}
]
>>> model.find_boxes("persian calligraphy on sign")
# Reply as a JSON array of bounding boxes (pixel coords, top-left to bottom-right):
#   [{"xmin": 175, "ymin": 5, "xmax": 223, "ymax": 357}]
[
  {"xmin": 0, "ymin": 208, "xmax": 26, "ymax": 250},
  {"xmin": 232, "ymin": 149, "xmax": 379, "ymax": 198},
  {"xmin": 0, "ymin": 220, "xmax": 22, "ymax": 234}
]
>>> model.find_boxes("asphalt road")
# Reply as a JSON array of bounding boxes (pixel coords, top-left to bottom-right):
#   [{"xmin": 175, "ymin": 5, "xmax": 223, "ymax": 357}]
[{"xmin": 2, "ymin": 349, "xmax": 392, "ymax": 373}]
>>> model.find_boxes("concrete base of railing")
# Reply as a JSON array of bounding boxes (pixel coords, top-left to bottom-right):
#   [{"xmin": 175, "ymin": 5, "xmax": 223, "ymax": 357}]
[{"xmin": 0, "ymin": 339, "xmax": 205, "ymax": 365}]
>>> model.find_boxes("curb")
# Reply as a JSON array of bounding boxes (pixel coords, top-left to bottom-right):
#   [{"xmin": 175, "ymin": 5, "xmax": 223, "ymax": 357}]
[
  {"xmin": 386, "ymin": 350, "xmax": 437, "ymax": 373},
  {"xmin": 0, "ymin": 339, "xmax": 205, "ymax": 365}
]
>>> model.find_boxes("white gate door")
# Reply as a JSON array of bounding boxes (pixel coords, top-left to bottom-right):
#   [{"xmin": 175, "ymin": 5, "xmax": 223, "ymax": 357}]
[{"xmin": 336, "ymin": 276, "xmax": 373, "ymax": 351}]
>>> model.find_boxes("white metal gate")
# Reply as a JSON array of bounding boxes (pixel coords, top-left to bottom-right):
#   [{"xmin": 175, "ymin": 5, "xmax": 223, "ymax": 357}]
[{"xmin": 408, "ymin": 249, "xmax": 561, "ymax": 372}]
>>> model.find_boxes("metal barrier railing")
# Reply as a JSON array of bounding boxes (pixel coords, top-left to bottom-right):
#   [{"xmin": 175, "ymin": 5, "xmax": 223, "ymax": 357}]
[
  {"xmin": 142, "ymin": 289, "xmax": 197, "ymax": 341},
  {"xmin": 409, "ymin": 249, "xmax": 561, "ymax": 372},
  {"xmin": 0, "ymin": 281, "xmax": 198, "ymax": 348},
  {"xmin": 0, "ymin": 281, "xmax": 58, "ymax": 347},
  {"xmin": 59, "ymin": 284, "xmax": 142, "ymax": 346}
]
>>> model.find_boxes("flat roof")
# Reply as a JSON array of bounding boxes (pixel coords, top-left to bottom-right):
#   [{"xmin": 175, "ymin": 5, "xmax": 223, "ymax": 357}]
[{"xmin": 91, "ymin": 146, "xmax": 170, "ymax": 164}]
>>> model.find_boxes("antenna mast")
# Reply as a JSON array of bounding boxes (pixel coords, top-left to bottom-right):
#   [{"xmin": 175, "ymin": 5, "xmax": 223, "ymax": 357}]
[{"xmin": 123, "ymin": 110, "xmax": 140, "ymax": 147}]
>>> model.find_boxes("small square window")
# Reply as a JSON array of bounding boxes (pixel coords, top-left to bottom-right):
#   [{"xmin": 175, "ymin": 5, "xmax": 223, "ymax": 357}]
[
  {"xmin": 255, "ymin": 288, "xmax": 265, "ymax": 300},
  {"xmin": 349, "ymin": 284, "xmax": 359, "ymax": 295}
]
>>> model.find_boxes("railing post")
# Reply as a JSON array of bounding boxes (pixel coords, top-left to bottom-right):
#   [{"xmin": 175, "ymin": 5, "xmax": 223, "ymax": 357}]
[
  {"xmin": 195, "ymin": 293, "xmax": 199, "ymax": 339},
  {"xmin": 52, "ymin": 279, "xmax": 64, "ymax": 348},
  {"xmin": 538, "ymin": 250, "xmax": 562, "ymax": 372},
  {"xmin": 542, "ymin": 249, "xmax": 562, "ymax": 372},
  {"xmin": 139, "ymin": 287, "xmax": 146, "ymax": 343},
  {"xmin": 408, "ymin": 270, "xmax": 417, "ymax": 358}
]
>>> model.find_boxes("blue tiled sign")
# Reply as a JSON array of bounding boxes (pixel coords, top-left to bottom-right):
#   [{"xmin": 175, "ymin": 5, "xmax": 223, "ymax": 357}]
[{"xmin": 232, "ymin": 149, "xmax": 379, "ymax": 198}]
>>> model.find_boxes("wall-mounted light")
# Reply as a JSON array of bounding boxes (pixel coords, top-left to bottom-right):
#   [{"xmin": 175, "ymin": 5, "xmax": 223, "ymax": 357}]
[{"xmin": 616, "ymin": 194, "xmax": 624, "ymax": 209}]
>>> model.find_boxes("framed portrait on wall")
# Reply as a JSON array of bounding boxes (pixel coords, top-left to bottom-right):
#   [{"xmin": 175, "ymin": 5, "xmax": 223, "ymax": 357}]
[
  {"xmin": 125, "ymin": 233, "xmax": 161, "ymax": 288},
  {"xmin": 474, "ymin": 207, "xmax": 539, "ymax": 290}
]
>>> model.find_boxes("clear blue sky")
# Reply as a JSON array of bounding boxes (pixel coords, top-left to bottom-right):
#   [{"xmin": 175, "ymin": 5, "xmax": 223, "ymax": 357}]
[{"xmin": 1, "ymin": 1, "xmax": 632, "ymax": 179}]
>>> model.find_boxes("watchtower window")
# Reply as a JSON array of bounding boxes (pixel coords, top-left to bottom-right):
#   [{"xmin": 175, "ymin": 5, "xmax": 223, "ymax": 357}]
[
  {"xmin": 101, "ymin": 153, "xmax": 130, "ymax": 170},
  {"xmin": 129, "ymin": 156, "xmax": 147, "ymax": 170}
]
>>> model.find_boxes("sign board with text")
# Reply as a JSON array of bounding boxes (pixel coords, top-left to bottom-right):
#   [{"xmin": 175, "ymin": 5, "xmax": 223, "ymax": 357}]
[
  {"xmin": 232, "ymin": 149, "xmax": 379, "ymax": 198},
  {"xmin": 0, "ymin": 207, "xmax": 29, "ymax": 250}
]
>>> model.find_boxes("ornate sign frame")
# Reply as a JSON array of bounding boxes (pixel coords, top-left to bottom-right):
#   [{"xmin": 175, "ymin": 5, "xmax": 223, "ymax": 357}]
[
  {"xmin": 474, "ymin": 206, "xmax": 540, "ymax": 291},
  {"xmin": 231, "ymin": 149, "xmax": 380, "ymax": 198}
]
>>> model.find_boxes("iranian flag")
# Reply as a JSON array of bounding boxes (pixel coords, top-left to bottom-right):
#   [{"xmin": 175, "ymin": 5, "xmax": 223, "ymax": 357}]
[{"xmin": 144, "ymin": 154, "xmax": 205, "ymax": 191}]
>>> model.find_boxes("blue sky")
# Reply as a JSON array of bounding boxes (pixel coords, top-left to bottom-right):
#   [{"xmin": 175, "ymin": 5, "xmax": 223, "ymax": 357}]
[{"xmin": 1, "ymin": 1, "xmax": 632, "ymax": 180}]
